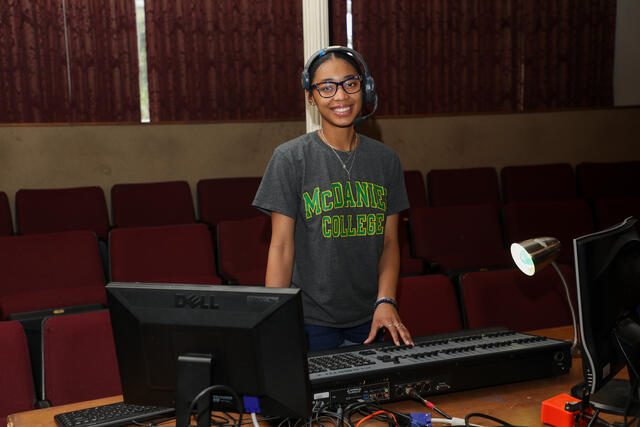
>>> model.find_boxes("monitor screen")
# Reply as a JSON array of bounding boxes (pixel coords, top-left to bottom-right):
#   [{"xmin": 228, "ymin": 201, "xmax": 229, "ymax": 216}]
[
  {"xmin": 574, "ymin": 216, "xmax": 640, "ymax": 399},
  {"xmin": 106, "ymin": 282, "xmax": 312, "ymax": 422}
]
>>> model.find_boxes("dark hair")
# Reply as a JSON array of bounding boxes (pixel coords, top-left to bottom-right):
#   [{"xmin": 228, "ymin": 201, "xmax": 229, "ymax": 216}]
[{"xmin": 307, "ymin": 50, "xmax": 364, "ymax": 85}]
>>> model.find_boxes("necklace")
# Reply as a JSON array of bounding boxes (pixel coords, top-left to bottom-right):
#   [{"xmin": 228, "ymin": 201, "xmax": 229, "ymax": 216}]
[{"xmin": 320, "ymin": 129, "xmax": 359, "ymax": 179}]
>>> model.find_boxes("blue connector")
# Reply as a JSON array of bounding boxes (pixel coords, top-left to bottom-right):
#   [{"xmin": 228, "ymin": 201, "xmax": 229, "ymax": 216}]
[
  {"xmin": 410, "ymin": 412, "xmax": 432, "ymax": 427},
  {"xmin": 243, "ymin": 396, "xmax": 261, "ymax": 414}
]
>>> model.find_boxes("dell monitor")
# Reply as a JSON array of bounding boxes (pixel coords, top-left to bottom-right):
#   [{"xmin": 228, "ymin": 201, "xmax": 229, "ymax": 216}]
[
  {"xmin": 574, "ymin": 216, "xmax": 640, "ymax": 415},
  {"xmin": 106, "ymin": 282, "xmax": 312, "ymax": 427}
]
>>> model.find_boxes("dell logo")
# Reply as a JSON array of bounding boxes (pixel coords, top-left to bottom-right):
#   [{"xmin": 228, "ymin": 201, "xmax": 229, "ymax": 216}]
[{"xmin": 174, "ymin": 294, "xmax": 220, "ymax": 310}]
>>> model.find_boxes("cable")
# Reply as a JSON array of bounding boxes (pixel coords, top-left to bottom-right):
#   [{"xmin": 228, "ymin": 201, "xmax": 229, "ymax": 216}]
[
  {"xmin": 355, "ymin": 410, "xmax": 398, "ymax": 427},
  {"xmin": 250, "ymin": 413, "xmax": 259, "ymax": 427},
  {"xmin": 407, "ymin": 388, "xmax": 452, "ymax": 420},
  {"xmin": 463, "ymin": 413, "xmax": 521, "ymax": 427},
  {"xmin": 184, "ymin": 384, "xmax": 243, "ymax": 427}
]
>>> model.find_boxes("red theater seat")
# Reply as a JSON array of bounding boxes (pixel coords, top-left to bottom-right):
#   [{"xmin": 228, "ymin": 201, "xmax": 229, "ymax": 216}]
[
  {"xmin": 427, "ymin": 167, "xmax": 501, "ymax": 208},
  {"xmin": 460, "ymin": 265, "xmax": 575, "ymax": 331},
  {"xmin": 0, "ymin": 321, "xmax": 35, "ymax": 426},
  {"xmin": 396, "ymin": 275, "xmax": 463, "ymax": 336},
  {"xmin": 410, "ymin": 204, "xmax": 511, "ymax": 273},
  {"xmin": 111, "ymin": 180, "xmax": 196, "ymax": 228},
  {"xmin": 42, "ymin": 310, "xmax": 121, "ymax": 406},
  {"xmin": 109, "ymin": 223, "xmax": 220, "ymax": 285},
  {"xmin": 217, "ymin": 215, "xmax": 270, "ymax": 285},
  {"xmin": 503, "ymin": 199, "xmax": 595, "ymax": 265},
  {"xmin": 15, "ymin": 186, "xmax": 109, "ymax": 240},
  {"xmin": 0, "ymin": 191, "xmax": 12, "ymax": 236},
  {"xmin": 0, "ymin": 231, "xmax": 106, "ymax": 319},
  {"xmin": 501, "ymin": 163, "xmax": 576, "ymax": 204},
  {"xmin": 197, "ymin": 177, "xmax": 262, "ymax": 230}
]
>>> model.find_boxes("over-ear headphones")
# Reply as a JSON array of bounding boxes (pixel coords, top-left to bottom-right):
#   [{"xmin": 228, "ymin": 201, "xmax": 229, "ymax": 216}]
[{"xmin": 301, "ymin": 46, "xmax": 378, "ymax": 126}]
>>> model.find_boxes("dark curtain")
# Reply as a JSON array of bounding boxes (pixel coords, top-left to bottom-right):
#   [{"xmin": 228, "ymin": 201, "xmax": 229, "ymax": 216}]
[
  {"xmin": 65, "ymin": 0, "xmax": 141, "ymax": 122},
  {"xmin": 0, "ymin": 0, "xmax": 140, "ymax": 123},
  {"xmin": 145, "ymin": 0, "xmax": 304, "ymax": 122},
  {"xmin": 0, "ymin": 0, "xmax": 71, "ymax": 122},
  {"xmin": 332, "ymin": 0, "xmax": 616, "ymax": 116},
  {"xmin": 522, "ymin": 0, "xmax": 616, "ymax": 110}
]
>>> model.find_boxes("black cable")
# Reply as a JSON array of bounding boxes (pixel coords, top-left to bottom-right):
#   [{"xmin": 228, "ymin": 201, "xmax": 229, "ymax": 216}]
[
  {"xmin": 464, "ymin": 412, "xmax": 519, "ymax": 427},
  {"xmin": 184, "ymin": 384, "xmax": 243, "ymax": 427}
]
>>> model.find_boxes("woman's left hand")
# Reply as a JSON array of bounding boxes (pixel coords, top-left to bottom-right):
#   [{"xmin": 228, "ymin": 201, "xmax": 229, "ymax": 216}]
[{"xmin": 363, "ymin": 303, "xmax": 414, "ymax": 346}]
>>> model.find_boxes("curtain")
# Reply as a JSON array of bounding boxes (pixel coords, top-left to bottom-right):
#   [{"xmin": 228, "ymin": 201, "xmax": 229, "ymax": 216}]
[
  {"xmin": 65, "ymin": 0, "xmax": 140, "ymax": 122},
  {"xmin": 0, "ymin": 0, "xmax": 140, "ymax": 123},
  {"xmin": 521, "ymin": 0, "xmax": 616, "ymax": 110},
  {"xmin": 333, "ymin": 0, "xmax": 616, "ymax": 116},
  {"xmin": 145, "ymin": 0, "xmax": 303, "ymax": 122},
  {"xmin": 0, "ymin": 0, "xmax": 71, "ymax": 122}
]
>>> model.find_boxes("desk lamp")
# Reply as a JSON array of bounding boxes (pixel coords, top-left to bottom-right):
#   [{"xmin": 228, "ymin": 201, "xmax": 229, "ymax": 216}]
[{"xmin": 510, "ymin": 237, "xmax": 580, "ymax": 356}]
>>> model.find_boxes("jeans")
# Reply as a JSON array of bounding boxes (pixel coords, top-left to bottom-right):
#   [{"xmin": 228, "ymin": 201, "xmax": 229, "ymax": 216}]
[{"xmin": 305, "ymin": 321, "xmax": 381, "ymax": 351}]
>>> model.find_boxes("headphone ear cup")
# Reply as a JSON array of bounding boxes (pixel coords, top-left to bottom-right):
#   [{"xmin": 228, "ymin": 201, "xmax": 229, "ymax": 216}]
[
  {"xmin": 364, "ymin": 76, "xmax": 376, "ymax": 106},
  {"xmin": 301, "ymin": 70, "xmax": 310, "ymax": 91}
]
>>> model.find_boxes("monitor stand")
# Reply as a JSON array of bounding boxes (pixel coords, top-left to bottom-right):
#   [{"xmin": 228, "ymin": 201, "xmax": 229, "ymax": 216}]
[
  {"xmin": 589, "ymin": 379, "xmax": 640, "ymax": 416},
  {"xmin": 176, "ymin": 354, "xmax": 214, "ymax": 427}
]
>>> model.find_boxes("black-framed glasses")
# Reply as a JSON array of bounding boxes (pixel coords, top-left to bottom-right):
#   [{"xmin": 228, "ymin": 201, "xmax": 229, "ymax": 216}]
[{"xmin": 312, "ymin": 76, "xmax": 362, "ymax": 98}]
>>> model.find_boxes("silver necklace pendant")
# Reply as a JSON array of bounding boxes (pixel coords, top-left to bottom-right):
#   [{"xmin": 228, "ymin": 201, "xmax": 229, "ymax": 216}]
[{"xmin": 321, "ymin": 129, "xmax": 358, "ymax": 179}]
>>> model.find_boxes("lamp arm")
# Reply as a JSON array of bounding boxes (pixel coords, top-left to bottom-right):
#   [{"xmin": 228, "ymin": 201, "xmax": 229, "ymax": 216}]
[{"xmin": 552, "ymin": 261, "xmax": 579, "ymax": 351}]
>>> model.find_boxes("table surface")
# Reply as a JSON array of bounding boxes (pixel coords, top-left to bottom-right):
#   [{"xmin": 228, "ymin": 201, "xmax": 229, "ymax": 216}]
[{"xmin": 6, "ymin": 326, "xmax": 624, "ymax": 427}]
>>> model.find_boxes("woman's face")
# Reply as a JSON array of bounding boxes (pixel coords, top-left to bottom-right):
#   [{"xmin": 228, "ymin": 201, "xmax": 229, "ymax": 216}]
[{"xmin": 309, "ymin": 57, "xmax": 363, "ymax": 129}]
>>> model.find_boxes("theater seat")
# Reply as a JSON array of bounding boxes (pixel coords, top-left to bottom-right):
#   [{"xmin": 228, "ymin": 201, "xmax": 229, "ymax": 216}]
[
  {"xmin": 410, "ymin": 204, "xmax": 511, "ymax": 274},
  {"xmin": 217, "ymin": 215, "xmax": 270, "ymax": 285},
  {"xmin": 0, "ymin": 321, "xmax": 35, "ymax": 426},
  {"xmin": 41, "ymin": 310, "xmax": 121, "ymax": 406},
  {"xmin": 460, "ymin": 265, "xmax": 575, "ymax": 331},
  {"xmin": 0, "ymin": 191, "xmax": 12, "ymax": 236},
  {"xmin": 15, "ymin": 186, "xmax": 109, "ymax": 240},
  {"xmin": 111, "ymin": 180, "xmax": 196, "ymax": 228},
  {"xmin": 501, "ymin": 163, "xmax": 575, "ymax": 204},
  {"xmin": 396, "ymin": 275, "xmax": 463, "ymax": 337},
  {"xmin": 427, "ymin": 167, "xmax": 501, "ymax": 208},
  {"xmin": 109, "ymin": 223, "xmax": 221, "ymax": 285},
  {"xmin": 0, "ymin": 231, "xmax": 107, "ymax": 319}
]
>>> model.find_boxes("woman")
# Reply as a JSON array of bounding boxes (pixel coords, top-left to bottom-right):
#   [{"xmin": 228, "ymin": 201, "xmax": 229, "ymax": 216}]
[{"xmin": 253, "ymin": 46, "xmax": 413, "ymax": 350}]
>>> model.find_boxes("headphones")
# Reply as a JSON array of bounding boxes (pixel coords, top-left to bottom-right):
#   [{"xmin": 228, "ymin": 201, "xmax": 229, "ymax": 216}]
[{"xmin": 301, "ymin": 46, "xmax": 378, "ymax": 126}]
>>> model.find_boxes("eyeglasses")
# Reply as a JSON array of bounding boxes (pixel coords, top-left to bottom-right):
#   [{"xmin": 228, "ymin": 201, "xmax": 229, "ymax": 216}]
[{"xmin": 312, "ymin": 76, "xmax": 362, "ymax": 98}]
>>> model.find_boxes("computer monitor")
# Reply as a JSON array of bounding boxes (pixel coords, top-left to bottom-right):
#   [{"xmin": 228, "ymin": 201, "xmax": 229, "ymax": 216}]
[
  {"xmin": 574, "ymin": 216, "xmax": 640, "ymax": 414},
  {"xmin": 106, "ymin": 282, "xmax": 312, "ymax": 426}
]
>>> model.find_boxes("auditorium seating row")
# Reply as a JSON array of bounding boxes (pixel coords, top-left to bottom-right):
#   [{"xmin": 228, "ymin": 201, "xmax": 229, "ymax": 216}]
[
  {"xmin": 0, "ymin": 266, "xmax": 576, "ymax": 421},
  {"xmin": 1, "ymin": 161, "xmax": 639, "ymax": 238}
]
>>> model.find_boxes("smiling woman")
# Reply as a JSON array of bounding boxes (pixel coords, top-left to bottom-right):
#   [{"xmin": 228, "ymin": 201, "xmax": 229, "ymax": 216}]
[{"xmin": 252, "ymin": 46, "xmax": 414, "ymax": 351}]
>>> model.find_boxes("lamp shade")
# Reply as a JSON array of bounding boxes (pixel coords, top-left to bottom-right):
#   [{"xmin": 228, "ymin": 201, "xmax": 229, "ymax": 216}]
[{"xmin": 510, "ymin": 237, "xmax": 562, "ymax": 276}]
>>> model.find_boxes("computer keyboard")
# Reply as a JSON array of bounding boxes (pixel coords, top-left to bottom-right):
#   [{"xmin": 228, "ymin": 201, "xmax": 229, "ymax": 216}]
[{"xmin": 53, "ymin": 401, "xmax": 175, "ymax": 427}]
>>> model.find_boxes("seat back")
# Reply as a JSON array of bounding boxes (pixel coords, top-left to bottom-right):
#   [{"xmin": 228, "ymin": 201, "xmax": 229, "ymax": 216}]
[
  {"xmin": 42, "ymin": 310, "xmax": 121, "ymax": 406},
  {"xmin": 427, "ymin": 167, "xmax": 500, "ymax": 207},
  {"xmin": 109, "ymin": 223, "xmax": 220, "ymax": 284},
  {"xmin": 403, "ymin": 170, "xmax": 427, "ymax": 209},
  {"xmin": 0, "ymin": 321, "xmax": 35, "ymax": 424},
  {"xmin": 0, "ymin": 191, "xmax": 12, "ymax": 236},
  {"xmin": 15, "ymin": 186, "xmax": 109, "ymax": 240},
  {"xmin": 410, "ymin": 204, "xmax": 505, "ymax": 260},
  {"xmin": 197, "ymin": 177, "xmax": 262, "ymax": 228},
  {"xmin": 503, "ymin": 199, "xmax": 595, "ymax": 264},
  {"xmin": 0, "ymin": 231, "xmax": 106, "ymax": 319},
  {"xmin": 396, "ymin": 275, "xmax": 463, "ymax": 336},
  {"xmin": 576, "ymin": 161, "xmax": 640, "ymax": 200},
  {"xmin": 501, "ymin": 163, "xmax": 576, "ymax": 204},
  {"xmin": 595, "ymin": 197, "xmax": 640, "ymax": 230},
  {"xmin": 461, "ymin": 266, "xmax": 575, "ymax": 331},
  {"xmin": 217, "ymin": 215, "xmax": 270, "ymax": 285},
  {"xmin": 111, "ymin": 180, "xmax": 195, "ymax": 228}
]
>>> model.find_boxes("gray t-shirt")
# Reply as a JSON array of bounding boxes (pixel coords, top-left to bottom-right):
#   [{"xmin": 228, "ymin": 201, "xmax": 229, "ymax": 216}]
[{"xmin": 253, "ymin": 131, "xmax": 409, "ymax": 327}]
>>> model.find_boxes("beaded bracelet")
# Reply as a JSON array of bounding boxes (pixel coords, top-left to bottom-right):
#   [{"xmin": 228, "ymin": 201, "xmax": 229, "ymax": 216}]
[{"xmin": 373, "ymin": 297, "xmax": 397, "ymax": 311}]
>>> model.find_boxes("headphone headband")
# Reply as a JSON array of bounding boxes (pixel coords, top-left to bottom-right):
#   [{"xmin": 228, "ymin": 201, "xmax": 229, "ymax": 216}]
[{"xmin": 301, "ymin": 46, "xmax": 377, "ymax": 126}]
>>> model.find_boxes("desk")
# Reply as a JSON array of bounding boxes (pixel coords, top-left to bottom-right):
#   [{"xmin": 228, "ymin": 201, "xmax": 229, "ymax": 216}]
[{"xmin": 6, "ymin": 326, "xmax": 621, "ymax": 427}]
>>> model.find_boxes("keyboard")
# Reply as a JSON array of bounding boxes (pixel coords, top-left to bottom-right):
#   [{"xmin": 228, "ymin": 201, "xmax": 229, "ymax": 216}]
[{"xmin": 54, "ymin": 401, "xmax": 175, "ymax": 427}]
